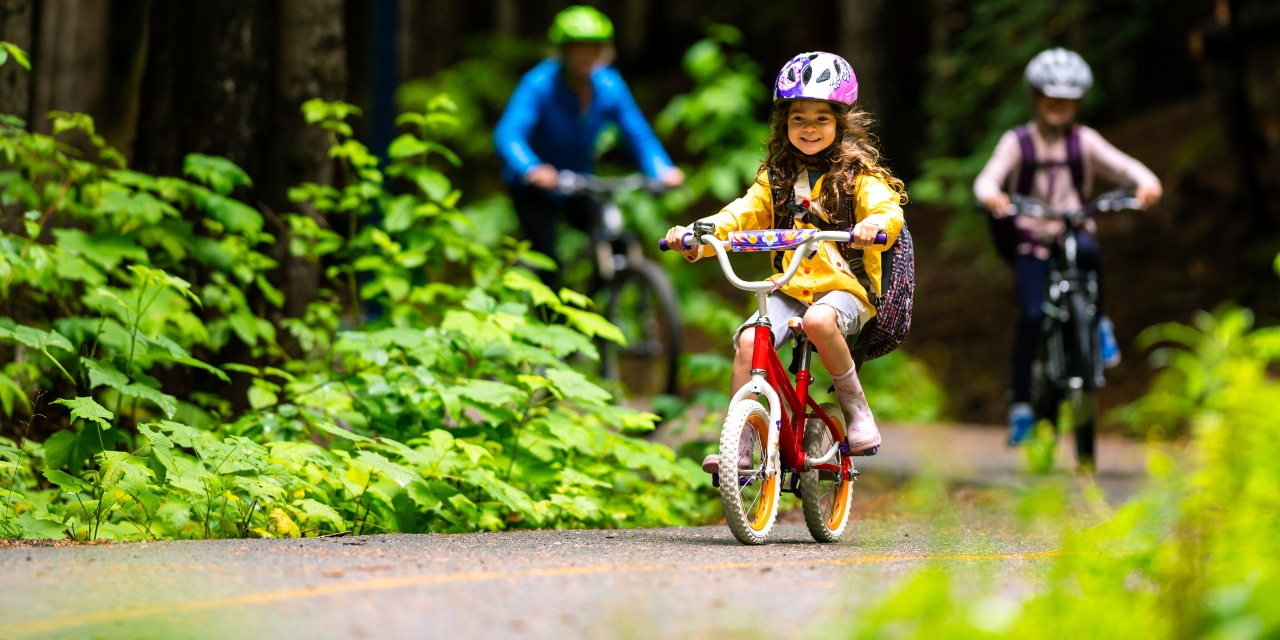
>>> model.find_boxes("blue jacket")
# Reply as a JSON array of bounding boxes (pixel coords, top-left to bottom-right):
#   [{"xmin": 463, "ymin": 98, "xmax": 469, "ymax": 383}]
[{"xmin": 494, "ymin": 59, "xmax": 675, "ymax": 184}]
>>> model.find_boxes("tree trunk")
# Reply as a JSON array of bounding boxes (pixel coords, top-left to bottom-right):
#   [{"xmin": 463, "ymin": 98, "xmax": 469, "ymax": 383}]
[
  {"xmin": 31, "ymin": 0, "xmax": 109, "ymax": 132},
  {"xmin": 838, "ymin": 0, "xmax": 885, "ymax": 118},
  {"xmin": 132, "ymin": 1, "xmax": 277, "ymax": 177},
  {"xmin": 619, "ymin": 0, "xmax": 649, "ymax": 63},
  {"xmin": 401, "ymin": 0, "xmax": 460, "ymax": 79},
  {"xmin": 0, "ymin": 0, "xmax": 32, "ymax": 122},
  {"xmin": 268, "ymin": 0, "xmax": 348, "ymax": 320},
  {"xmin": 494, "ymin": 0, "xmax": 517, "ymax": 37}
]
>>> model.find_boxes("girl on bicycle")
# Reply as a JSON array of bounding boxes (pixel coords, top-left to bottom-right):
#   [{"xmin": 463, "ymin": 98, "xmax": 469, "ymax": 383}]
[
  {"xmin": 664, "ymin": 52, "xmax": 905, "ymax": 472},
  {"xmin": 974, "ymin": 48, "xmax": 1162, "ymax": 445}
]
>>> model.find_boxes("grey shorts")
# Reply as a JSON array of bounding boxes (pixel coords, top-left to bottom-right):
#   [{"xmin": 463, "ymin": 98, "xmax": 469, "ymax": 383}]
[{"xmin": 734, "ymin": 290, "xmax": 871, "ymax": 351}]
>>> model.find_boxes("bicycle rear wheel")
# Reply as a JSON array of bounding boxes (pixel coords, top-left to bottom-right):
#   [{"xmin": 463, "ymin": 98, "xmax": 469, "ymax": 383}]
[
  {"xmin": 718, "ymin": 400, "xmax": 779, "ymax": 545},
  {"xmin": 600, "ymin": 259, "xmax": 683, "ymax": 397},
  {"xmin": 800, "ymin": 403, "xmax": 854, "ymax": 543}
]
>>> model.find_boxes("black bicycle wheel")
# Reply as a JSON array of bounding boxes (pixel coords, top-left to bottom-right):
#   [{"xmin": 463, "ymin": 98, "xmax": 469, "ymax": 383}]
[
  {"xmin": 600, "ymin": 259, "xmax": 683, "ymax": 397},
  {"xmin": 1066, "ymin": 291, "xmax": 1097, "ymax": 467}
]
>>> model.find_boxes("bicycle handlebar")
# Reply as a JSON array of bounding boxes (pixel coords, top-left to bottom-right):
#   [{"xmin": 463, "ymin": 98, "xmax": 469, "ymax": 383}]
[
  {"xmin": 659, "ymin": 231, "xmax": 887, "ymax": 252},
  {"xmin": 555, "ymin": 170, "xmax": 668, "ymax": 196},
  {"xmin": 659, "ymin": 230, "xmax": 888, "ymax": 293},
  {"xmin": 989, "ymin": 190, "xmax": 1143, "ymax": 221}
]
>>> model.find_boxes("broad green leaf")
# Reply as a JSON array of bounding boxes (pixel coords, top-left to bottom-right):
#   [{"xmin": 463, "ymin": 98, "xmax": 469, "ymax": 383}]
[
  {"xmin": 561, "ymin": 308, "xmax": 627, "ymax": 346},
  {"xmin": 312, "ymin": 419, "xmax": 374, "ymax": 444},
  {"xmin": 387, "ymin": 133, "xmax": 429, "ymax": 159},
  {"xmin": 183, "ymin": 153, "xmax": 253, "ymax": 195},
  {"xmin": 558, "ymin": 287, "xmax": 593, "ymax": 309},
  {"xmin": 247, "ymin": 385, "xmax": 278, "ymax": 410},
  {"xmin": 81, "ymin": 358, "xmax": 128, "ymax": 390},
  {"xmin": 0, "ymin": 371, "xmax": 31, "ymax": 417},
  {"xmin": 98, "ymin": 451, "xmax": 154, "ymax": 488},
  {"xmin": 546, "ymin": 368, "xmax": 612, "ymax": 405},
  {"xmin": 53, "ymin": 229, "xmax": 148, "ymax": 270},
  {"xmin": 293, "ymin": 498, "xmax": 345, "ymax": 529},
  {"xmin": 0, "ymin": 324, "xmax": 74, "ymax": 353},
  {"xmin": 17, "ymin": 513, "xmax": 67, "ymax": 540},
  {"xmin": 452, "ymin": 379, "xmax": 527, "ymax": 408},
  {"xmin": 414, "ymin": 168, "xmax": 452, "ymax": 203},
  {"xmin": 122, "ymin": 383, "xmax": 178, "ymax": 419},
  {"xmin": 53, "ymin": 396, "xmax": 114, "ymax": 429},
  {"xmin": 519, "ymin": 250, "xmax": 558, "ymax": 272},
  {"xmin": 1, "ymin": 41, "xmax": 31, "ymax": 70},
  {"xmin": 503, "ymin": 269, "xmax": 561, "ymax": 309},
  {"xmin": 43, "ymin": 469, "xmax": 92, "ymax": 494},
  {"xmin": 356, "ymin": 451, "xmax": 416, "ymax": 487},
  {"xmin": 194, "ymin": 189, "xmax": 263, "ymax": 236}
]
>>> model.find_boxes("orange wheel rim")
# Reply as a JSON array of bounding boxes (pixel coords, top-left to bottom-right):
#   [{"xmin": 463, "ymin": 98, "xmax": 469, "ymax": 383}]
[
  {"xmin": 740, "ymin": 413, "xmax": 776, "ymax": 532},
  {"xmin": 819, "ymin": 414, "xmax": 850, "ymax": 530}
]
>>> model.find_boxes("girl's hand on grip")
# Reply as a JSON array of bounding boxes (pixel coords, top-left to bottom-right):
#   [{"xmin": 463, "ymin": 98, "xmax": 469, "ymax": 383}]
[
  {"xmin": 850, "ymin": 220, "xmax": 884, "ymax": 249},
  {"xmin": 665, "ymin": 226, "xmax": 700, "ymax": 262}
]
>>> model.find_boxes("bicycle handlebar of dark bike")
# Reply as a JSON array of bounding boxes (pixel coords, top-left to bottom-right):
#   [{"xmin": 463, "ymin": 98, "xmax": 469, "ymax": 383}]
[
  {"xmin": 978, "ymin": 189, "xmax": 1145, "ymax": 222},
  {"xmin": 554, "ymin": 170, "xmax": 669, "ymax": 198}
]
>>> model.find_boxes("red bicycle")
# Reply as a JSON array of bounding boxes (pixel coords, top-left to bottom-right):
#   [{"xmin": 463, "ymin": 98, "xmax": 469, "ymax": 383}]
[{"xmin": 661, "ymin": 225, "xmax": 887, "ymax": 544}]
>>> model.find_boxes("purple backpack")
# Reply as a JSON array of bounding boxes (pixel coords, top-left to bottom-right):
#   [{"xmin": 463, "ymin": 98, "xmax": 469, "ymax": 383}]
[
  {"xmin": 767, "ymin": 166, "xmax": 914, "ymax": 364},
  {"xmin": 989, "ymin": 124, "xmax": 1085, "ymax": 262}
]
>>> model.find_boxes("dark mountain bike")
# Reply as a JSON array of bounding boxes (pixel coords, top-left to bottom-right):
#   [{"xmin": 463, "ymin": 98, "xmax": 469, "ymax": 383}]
[
  {"xmin": 1007, "ymin": 190, "xmax": 1143, "ymax": 467},
  {"xmin": 555, "ymin": 171, "xmax": 682, "ymax": 397}
]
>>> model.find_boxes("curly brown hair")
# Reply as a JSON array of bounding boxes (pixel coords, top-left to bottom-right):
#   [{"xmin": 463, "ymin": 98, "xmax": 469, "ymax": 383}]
[{"xmin": 759, "ymin": 100, "xmax": 907, "ymax": 215}]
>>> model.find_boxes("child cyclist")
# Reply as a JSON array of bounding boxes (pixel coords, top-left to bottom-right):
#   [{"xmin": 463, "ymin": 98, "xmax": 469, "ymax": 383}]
[
  {"xmin": 664, "ymin": 52, "xmax": 905, "ymax": 473},
  {"xmin": 974, "ymin": 48, "xmax": 1162, "ymax": 445}
]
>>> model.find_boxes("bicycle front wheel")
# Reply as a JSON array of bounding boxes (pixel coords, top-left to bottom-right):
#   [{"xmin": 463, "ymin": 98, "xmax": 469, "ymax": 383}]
[
  {"xmin": 601, "ymin": 259, "xmax": 683, "ymax": 397},
  {"xmin": 1067, "ymin": 291, "xmax": 1097, "ymax": 469},
  {"xmin": 718, "ymin": 400, "xmax": 779, "ymax": 545},
  {"xmin": 800, "ymin": 403, "xmax": 854, "ymax": 543}
]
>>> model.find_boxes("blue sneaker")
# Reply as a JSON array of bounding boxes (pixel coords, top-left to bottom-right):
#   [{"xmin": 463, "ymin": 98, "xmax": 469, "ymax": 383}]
[
  {"xmin": 1099, "ymin": 316, "xmax": 1120, "ymax": 368},
  {"xmin": 1008, "ymin": 403, "xmax": 1034, "ymax": 446}
]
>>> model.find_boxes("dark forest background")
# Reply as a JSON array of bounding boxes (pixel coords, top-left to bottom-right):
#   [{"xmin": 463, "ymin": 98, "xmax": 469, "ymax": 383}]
[{"xmin": 1, "ymin": 0, "xmax": 1277, "ymax": 424}]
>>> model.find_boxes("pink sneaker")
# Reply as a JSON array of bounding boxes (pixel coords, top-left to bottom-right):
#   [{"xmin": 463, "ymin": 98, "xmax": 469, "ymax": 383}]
[{"xmin": 701, "ymin": 452, "xmax": 755, "ymax": 474}]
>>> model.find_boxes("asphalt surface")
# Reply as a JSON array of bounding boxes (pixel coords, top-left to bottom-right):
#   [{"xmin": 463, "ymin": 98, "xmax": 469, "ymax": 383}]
[{"xmin": 0, "ymin": 424, "xmax": 1151, "ymax": 640}]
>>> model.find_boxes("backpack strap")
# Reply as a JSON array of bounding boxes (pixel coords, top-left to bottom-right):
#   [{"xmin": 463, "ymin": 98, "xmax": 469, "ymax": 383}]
[
  {"xmin": 767, "ymin": 164, "xmax": 799, "ymax": 273},
  {"xmin": 1013, "ymin": 125, "xmax": 1036, "ymax": 196},
  {"xmin": 1065, "ymin": 124, "xmax": 1086, "ymax": 202}
]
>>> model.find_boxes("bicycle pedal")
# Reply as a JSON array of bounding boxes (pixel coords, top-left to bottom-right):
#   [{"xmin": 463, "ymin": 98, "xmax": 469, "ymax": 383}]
[{"xmin": 850, "ymin": 445, "xmax": 879, "ymax": 457}]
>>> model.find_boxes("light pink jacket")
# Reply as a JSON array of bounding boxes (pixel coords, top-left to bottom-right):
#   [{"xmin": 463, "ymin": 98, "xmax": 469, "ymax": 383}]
[{"xmin": 974, "ymin": 122, "xmax": 1160, "ymax": 244}]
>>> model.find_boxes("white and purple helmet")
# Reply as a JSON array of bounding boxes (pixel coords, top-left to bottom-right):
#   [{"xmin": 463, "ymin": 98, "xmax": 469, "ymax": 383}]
[{"xmin": 773, "ymin": 52, "xmax": 858, "ymax": 105}]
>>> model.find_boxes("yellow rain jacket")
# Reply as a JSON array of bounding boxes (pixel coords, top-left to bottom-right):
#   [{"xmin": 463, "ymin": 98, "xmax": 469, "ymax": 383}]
[{"xmin": 695, "ymin": 171, "xmax": 904, "ymax": 313}]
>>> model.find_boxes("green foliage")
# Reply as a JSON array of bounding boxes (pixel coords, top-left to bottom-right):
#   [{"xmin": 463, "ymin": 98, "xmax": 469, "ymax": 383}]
[
  {"xmin": 0, "ymin": 43, "xmax": 712, "ymax": 540},
  {"xmin": 839, "ymin": 305, "xmax": 1280, "ymax": 639}
]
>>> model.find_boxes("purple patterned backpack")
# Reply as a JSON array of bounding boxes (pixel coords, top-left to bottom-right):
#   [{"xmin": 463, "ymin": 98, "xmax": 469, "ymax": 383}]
[{"xmin": 767, "ymin": 165, "xmax": 914, "ymax": 364}]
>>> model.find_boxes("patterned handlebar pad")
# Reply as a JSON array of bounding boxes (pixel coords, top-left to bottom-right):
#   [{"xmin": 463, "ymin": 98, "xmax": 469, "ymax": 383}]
[{"xmin": 727, "ymin": 229, "xmax": 819, "ymax": 252}]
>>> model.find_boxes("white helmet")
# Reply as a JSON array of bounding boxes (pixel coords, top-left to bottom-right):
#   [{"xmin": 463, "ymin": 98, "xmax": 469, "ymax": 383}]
[{"xmin": 1024, "ymin": 48, "xmax": 1093, "ymax": 99}]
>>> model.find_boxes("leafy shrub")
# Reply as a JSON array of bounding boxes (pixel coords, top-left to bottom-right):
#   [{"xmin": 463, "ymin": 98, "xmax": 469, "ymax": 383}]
[
  {"xmin": 839, "ymin": 302, "xmax": 1280, "ymax": 638},
  {"xmin": 0, "ymin": 44, "xmax": 711, "ymax": 540}
]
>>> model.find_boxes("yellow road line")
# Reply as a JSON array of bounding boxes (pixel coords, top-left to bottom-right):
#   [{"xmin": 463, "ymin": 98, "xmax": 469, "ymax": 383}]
[{"xmin": 3, "ymin": 551, "xmax": 1059, "ymax": 637}]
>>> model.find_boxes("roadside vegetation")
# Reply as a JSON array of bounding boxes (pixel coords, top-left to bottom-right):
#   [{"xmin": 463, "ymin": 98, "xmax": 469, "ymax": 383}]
[
  {"xmin": 0, "ymin": 44, "xmax": 713, "ymax": 541},
  {"xmin": 840, "ymin": 298, "xmax": 1280, "ymax": 638}
]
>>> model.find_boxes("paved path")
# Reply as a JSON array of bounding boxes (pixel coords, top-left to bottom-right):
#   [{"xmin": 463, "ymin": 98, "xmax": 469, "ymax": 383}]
[{"xmin": 0, "ymin": 423, "xmax": 1153, "ymax": 640}]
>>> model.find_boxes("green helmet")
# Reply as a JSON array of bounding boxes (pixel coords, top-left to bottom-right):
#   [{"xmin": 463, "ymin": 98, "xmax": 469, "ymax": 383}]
[{"xmin": 548, "ymin": 5, "xmax": 614, "ymax": 45}]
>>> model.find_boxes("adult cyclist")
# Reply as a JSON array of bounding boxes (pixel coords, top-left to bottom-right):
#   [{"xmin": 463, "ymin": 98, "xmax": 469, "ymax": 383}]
[
  {"xmin": 494, "ymin": 5, "xmax": 684, "ymax": 287},
  {"xmin": 974, "ymin": 48, "xmax": 1163, "ymax": 445}
]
